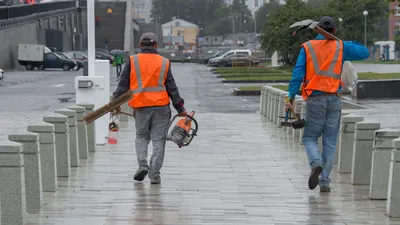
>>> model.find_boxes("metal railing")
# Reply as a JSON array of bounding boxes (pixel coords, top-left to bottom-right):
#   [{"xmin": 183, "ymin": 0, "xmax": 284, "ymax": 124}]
[{"xmin": 0, "ymin": 0, "xmax": 76, "ymax": 21}]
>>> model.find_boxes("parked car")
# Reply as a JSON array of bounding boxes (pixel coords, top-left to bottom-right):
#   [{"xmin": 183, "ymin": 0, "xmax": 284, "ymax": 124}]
[
  {"xmin": 18, "ymin": 44, "xmax": 76, "ymax": 71},
  {"xmin": 64, "ymin": 51, "xmax": 88, "ymax": 61},
  {"xmin": 56, "ymin": 52, "xmax": 83, "ymax": 71},
  {"xmin": 204, "ymin": 51, "xmax": 225, "ymax": 64},
  {"xmin": 208, "ymin": 49, "xmax": 253, "ymax": 66},
  {"xmin": 96, "ymin": 48, "xmax": 109, "ymax": 55},
  {"xmin": 0, "ymin": 68, "xmax": 4, "ymax": 81},
  {"xmin": 84, "ymin": 50, "xmax": 114, "ymax": 64},
  {"xmin": 210, "ymin": 53, "xmax": 259, "ymax": 67}
]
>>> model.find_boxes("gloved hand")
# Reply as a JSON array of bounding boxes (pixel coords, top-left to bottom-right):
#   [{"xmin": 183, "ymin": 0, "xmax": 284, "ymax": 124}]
[
  {"xmin": 284, "ymin": 99, "xmax": 294, "ymax": 112},
  {"xmin": 178, "ymin": 111, "xmax": 187, "ymax": 117},
  {"xmin": 113, "ymin": 105, "xmax": 121, "ymax": 115}
]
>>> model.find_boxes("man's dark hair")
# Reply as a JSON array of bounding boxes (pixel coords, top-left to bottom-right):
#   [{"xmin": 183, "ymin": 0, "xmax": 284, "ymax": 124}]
[{"xmin": 140, "ymin": 39, "xmax": 157, "ymax": 47}]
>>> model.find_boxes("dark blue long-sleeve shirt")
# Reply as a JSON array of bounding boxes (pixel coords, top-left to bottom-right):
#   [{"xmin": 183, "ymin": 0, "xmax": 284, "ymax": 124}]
[{"xmin": 287, "ymin": 34, "xmax": 370, "ymax": 98}]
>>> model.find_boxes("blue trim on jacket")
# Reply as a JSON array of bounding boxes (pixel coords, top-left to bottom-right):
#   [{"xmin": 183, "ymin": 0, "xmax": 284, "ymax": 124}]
[{"xmin": 287, "ymin": 34, "xmax": 370, "ymax": 99}]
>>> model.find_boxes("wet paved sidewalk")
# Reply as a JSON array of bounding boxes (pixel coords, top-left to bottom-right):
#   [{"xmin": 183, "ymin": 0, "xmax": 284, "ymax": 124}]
[
  {"xmin": 5, "ymin": 63, "xmax": 400, "ymax": 224},
  {"xmin": 25, "ymin": 114, "xmax": 400, "ymax": 225}
]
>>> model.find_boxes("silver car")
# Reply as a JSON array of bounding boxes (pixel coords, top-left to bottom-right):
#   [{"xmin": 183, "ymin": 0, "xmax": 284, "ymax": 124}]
[{"xmin": 0, "ymin": 68, "xmax": 3, "ymax": 81}]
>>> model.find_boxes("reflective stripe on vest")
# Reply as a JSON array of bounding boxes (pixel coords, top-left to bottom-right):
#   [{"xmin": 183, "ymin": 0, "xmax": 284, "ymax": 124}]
[
  {"xmin": 131, "ymin": 55, "xmax": 168, "ymax": 94},
  {"xmin": 304, "ymin": 40, "xmax": 341, "ymax": 82}
]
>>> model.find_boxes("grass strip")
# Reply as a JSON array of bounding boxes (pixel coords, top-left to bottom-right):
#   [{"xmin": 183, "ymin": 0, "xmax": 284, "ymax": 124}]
[
  {"xmin": 224, "ymin": 76, "xmax": 292, "ymax": 81},
  {"xmin": 218, "ymin": 73, "xmax": 291, "ymax": 78},
  {"xmin": 358, "ymin": 72, "xmax": 400, "ymax": 80}
]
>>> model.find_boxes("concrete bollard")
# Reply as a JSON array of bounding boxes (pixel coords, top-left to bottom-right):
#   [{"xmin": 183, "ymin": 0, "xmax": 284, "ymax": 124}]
[
  {"xmin": 273, "ymin": 90, "xmax": 282, "ymax": 124},
  {"xmin": 292, "ymin": 97, "xmax": 303, "ymax": 137},
  {"xmin": 265, "ymin": 87, "xmax": 272, "ymax": 119},
  {"xmin": 269, "ymin": 89, "xmax": 278, "ymax": 122},
  {"xmin": 387, "ymin": 138, "xmax": 400, "ymax": 217},
  {"xmin": 8, "ymin": 132, "xmax": 43, "ymax": 212},
  {"xmin": 67, "ymin": 105, "xmax": 89, "ymax": 159},
  {"xmin": 370, "ymin": 129, "xmax": 400, "ymax": 200},
  {"xmin": 299, "ymin": 102, "xmax": 307, "ymax": 144},
  {"xmin": 277, "ymin": 92, "xmax": 287, "ymax": 128},
  {"xmin": 120, "ymin": 102, "xmax": 130, "ymax": 122},
  {"xmin": 43, "ymin": 113, "xmax": 70, "ymax": 177},
  {"xmin": 266, "ymin": 88, "xmax": 273, "ymax": 121},
  {"xmin": 27, "ymin": 122, "xmax": 58, "ymax": 192},
  {"xmin": 259, "ymin": 87, "xmax": 265, "ymax": 115},
  {"xmin": 77, "ymin": 103, "xmax": 96, "ymax": 153},
  {"xmin": 261, "ymin": 86, "xmax": 268, "ymax": 117},
  {"xmin": 337, "ymin": 115, "xmax": 364, "ymax": 173},
  {"xmin": 351, "ymin": 121, "xmax": 381, "ymax": 185},
  {"xmin": 0, "ymin": 140, "xmax": 23, "ymax": 225},
  {"xmin": 55, "ymin": 108, "xmax": 79, "ymax": 167}
]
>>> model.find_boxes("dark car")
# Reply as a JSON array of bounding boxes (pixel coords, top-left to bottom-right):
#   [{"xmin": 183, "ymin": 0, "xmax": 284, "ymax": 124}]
[
  {"xmin": 64, "ymin": 51, "xmax": 88, "ymax": 61},
  {"xmin": 56, "ymin": 52, "xmax": 83, "ymax": 71},
  {"xmin": 31, "ymin": 52, "xmax": 76, "ymax": 71},
  {"xmin": 84, "ymin": 50, "xmax": 114, "ymax": 64},
  {"xmin": 204, "ymin": 51, "xmax": 225, "ymax": 64}
]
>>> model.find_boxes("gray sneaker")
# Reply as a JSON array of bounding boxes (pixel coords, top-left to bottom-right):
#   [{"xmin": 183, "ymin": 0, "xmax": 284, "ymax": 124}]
[
  {"xmin": 134, "ymin": 167, "xmax": 148, "ymax": 181},
  {"xmin": 150, "ymin": 175, "xmax": 161, "ymax": 184},
  {"xmin": 320, "ymin": 186, "xmax": 331, "ymax": 193}
]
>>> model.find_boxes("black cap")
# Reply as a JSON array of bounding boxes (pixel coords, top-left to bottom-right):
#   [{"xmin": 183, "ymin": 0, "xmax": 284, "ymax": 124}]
[{"xmin": 318, "ymin": 16, "xmax": 336, "ymax": 29}]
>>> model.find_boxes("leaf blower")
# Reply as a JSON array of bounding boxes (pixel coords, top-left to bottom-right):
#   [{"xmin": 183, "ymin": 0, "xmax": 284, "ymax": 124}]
[
  {"xmin": 280, "ymin": 96, "xmax": 306, "ymax": 129},
  {"xmin": 166, "ymin": 111, "xmax": 198, "ymax": 148}
]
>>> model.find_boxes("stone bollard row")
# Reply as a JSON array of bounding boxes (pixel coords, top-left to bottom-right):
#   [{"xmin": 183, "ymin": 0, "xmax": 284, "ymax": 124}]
[
  {"xmin": 338, "ymin": 115, "xmax": 364, "ymax": 173},
  {"xmin": 370, "ymin": 129, "xmax": 400, "ymax": 200},
  {"xmin": 0, "ymin": 100, "xmax": 135, "ymax": 223}
]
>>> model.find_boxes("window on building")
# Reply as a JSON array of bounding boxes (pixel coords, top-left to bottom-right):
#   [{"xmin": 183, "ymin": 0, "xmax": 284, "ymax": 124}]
[
  {"xmin": 396, "ymin": 6, "xmax": 400, "ymax": 16},
  {"xmin": 254, "ymin": 0, "xmax": 258, "ymax": 7},
  {"xmin": 395, "ymin": 21, "xmax": 400, "ymax": 31}
]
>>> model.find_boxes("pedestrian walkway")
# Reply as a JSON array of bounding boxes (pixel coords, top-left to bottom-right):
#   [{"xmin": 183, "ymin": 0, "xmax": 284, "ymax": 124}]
[
  {"xmin": 23, "ymin": 113, "xmax": 400, "ymax": 225},
  {"xmin": 19, "ymin": 63, "xmax": 400, "ymax": 225}
]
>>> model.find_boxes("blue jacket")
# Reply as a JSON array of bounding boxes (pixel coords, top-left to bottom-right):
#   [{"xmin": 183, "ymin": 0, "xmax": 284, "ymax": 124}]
[{"xmin": 287, "ymin": 34, "xmax": 370, "ymax": 99}]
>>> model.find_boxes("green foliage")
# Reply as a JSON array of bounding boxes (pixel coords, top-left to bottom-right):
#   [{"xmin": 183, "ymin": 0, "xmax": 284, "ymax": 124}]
[
  {"xmin": 259, "ymin": 0, "xmax": 387, "ymax": 66},
  {"xmin": 259, "ymin": 0, "xmax": 319, "ymax": 65}
]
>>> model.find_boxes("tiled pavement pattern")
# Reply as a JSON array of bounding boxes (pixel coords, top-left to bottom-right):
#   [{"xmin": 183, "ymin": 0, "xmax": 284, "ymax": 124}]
[
  {"xmin": 11, "ymin": 63, "xmax": 400, "ymax": 225},
  {"xmin": 2, "ymin": 63, "xmax": 400, "ymax": 224},
  {"xmin": 23, "ymin": 114, "xmax": 400, "ymax": 225}
]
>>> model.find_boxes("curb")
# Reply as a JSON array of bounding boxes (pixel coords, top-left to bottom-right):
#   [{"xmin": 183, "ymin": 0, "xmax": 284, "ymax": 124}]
[
  {"xmin": 222, "ymin": 79, "xmax": 290, "ymax": 83},
  {"xmin": 232, "ymin": 88, "xmax": 261, "ymax": 96},
  {"xmin": 0, "ymin": 76, "xmax": 49, "ymax": 86}
]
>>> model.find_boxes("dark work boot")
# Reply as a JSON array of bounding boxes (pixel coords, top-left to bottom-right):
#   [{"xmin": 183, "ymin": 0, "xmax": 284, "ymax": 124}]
[
  {"xmin": 320, "ymin": 186, "xmax": 331, "ymax": 193},
  {"xmin": 308, "ymin": 166, "xmax": 323, "ymax": 190},
  {"xmin": 134, "ymin": 167, "xmax": 148, "ymax": 181}
]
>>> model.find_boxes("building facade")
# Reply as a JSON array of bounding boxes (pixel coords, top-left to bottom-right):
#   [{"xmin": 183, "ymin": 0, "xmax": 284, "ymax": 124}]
[
  {"xmin": 389, "ymin": 1, "xmax": 400, "ymax": 40},
  {"xmin": 162, "ymin": 19, "xmax": 199, "ymax": 44}
]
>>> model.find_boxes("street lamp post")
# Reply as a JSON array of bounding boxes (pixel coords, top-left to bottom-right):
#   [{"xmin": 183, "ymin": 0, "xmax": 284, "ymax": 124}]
[
  {"xmin": 87, "ymin": 0, "xmax": 95, "ymax": 77},
  {"xmin": 363, "ymin": 10, "xmax": 368, "ymax": 47}
]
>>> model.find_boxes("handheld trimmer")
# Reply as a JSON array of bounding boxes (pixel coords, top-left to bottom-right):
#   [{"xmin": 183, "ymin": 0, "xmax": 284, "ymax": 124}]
[{"xmin": 166, "ymin": 111, "xmax": 198, "ymax": 148}]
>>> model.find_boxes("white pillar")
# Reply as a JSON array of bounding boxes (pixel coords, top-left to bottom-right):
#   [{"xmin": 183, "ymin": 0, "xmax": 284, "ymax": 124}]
[
  {"xmin": 387, "ymin": 138, "xmax": 400, "ymax": 217},
  {"xmin": 87, "ymin": 0, "xmax": 96, "ymax": 77},
  {"xmin": 337, "ymin": 115, "xmax": 364, "ymax": 173},
  {"xmin": 370, "ymin": 129, "xmax": 400, "ymax": 200},
  {"xmin": 351, "ymin": 121, "xmax": 381, "ymax": 185}
]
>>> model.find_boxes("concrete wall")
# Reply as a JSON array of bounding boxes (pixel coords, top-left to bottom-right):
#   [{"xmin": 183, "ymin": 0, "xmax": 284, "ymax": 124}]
[{"xmin": 0, "ymin": 22, "xmax": 38, "ymax": 70}]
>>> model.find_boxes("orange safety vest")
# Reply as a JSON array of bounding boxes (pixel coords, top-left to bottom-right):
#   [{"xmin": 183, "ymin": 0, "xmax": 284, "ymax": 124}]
[
  {"xmin": 301, "ymin": 39, "xmax": 344, "ymax": 100},
  {"xmin": 128, "ymin": 54, "xmax": 170, "ymax": 108}
]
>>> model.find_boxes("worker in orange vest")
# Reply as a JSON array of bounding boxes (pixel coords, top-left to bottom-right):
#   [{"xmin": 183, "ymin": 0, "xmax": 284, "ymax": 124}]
[
  {"xmin": 285, "ymin": 16, "xmax": 370, "ymax": 192},
  {"xmin": 112, "ymin": 33, "xmax": 187, "ymax": 184}
]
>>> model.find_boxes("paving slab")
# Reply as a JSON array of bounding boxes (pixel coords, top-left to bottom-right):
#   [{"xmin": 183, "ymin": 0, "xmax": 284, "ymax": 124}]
[{"xmin": 20, "ymin": 113, "xmax": 400, "ymax": 225}]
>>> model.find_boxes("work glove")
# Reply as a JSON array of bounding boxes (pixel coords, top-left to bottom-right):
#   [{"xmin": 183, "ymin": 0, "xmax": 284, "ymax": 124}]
[
  {"xmin": 114, "ymin": 105, "xmax": 121, "ymax": 115},
  {"xmin": 178, "ymin": 111, "xmax": 187, "ymax": 117},
  {"xmin": 284, "ymin": 98, "xmax": 294, "ymax": 112}
]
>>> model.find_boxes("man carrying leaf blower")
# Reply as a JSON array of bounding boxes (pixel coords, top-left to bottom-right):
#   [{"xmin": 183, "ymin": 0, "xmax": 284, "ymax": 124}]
[
  {"xmin": 112, "ymin": 32, "xmax": 187, "ymax": 184},
  {"xmin": 285, "ymin": 16, "xmax": 369, "ymax": 192}
]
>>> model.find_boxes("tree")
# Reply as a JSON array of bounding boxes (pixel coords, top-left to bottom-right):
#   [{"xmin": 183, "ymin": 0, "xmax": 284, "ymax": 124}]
[
  {"xmin": 325, "ymin": 0, "xmax": 387, "ymax": 45},
  {"xmin": 254, "ymin": 0, "xmax": 281, "ymax": 32},
  {"xmin": 259, "ymin": 0, "xmax": 322, "ymax": 65}
]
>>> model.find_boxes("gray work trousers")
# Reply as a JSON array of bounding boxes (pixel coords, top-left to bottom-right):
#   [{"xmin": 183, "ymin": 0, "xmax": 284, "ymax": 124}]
[{"xmin": 134, "ymin": 105, "xmax": 171, "ymax": 179}]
